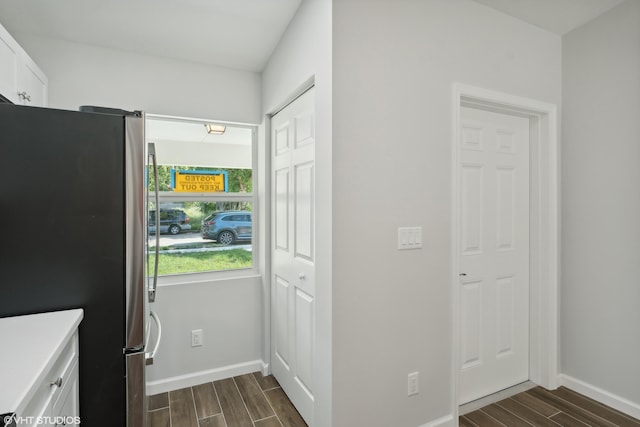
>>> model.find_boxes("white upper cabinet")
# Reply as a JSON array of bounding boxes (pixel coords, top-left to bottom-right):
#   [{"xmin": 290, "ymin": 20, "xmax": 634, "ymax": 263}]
[
  {"xmin": 0, "ymin": 23, "xmax": 20, "ymax": 104},
  {"xmin": 18, "ymin": 53, "xmax": 48, "ymax": 106},
  {"xmin": 0, "ymin": 22, "xmax": 48, "ymax": 107}
]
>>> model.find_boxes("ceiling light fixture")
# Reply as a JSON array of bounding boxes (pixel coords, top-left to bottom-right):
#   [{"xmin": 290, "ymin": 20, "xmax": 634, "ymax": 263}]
[{"xmin": 205, "ymin": 123, "xmax": 226, "ymax": 135}]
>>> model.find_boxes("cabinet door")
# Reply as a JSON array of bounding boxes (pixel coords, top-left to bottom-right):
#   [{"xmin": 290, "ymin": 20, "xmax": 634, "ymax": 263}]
[
  {"xmin": 25, "ymin": 389, "xmax": 55, "ymax": 427},
  {"xmin": 18, "ymin": 54, "xmax": 48, "ymax": 107},
  {"xmin": 0, "ymin": 24, "xmax": 20, "ymax": 103},
  {"xmin": 51, "ymin": 360, "xmax": 79, "ymax": 426}
]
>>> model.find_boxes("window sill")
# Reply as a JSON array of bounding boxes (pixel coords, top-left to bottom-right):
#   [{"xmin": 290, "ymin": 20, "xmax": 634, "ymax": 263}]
[{"xmin": 155, "ymin": 268, "xmax": 261, "ymax": 287}]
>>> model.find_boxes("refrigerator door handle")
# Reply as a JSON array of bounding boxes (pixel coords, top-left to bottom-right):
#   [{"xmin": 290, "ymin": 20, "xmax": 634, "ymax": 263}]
[
  {"xmin": 125, "ymin": 114, "xmax": 146, "ymax": 351},
  {"xmin": 145, "ymin": 310, "xmax": 162, "ymax": 366},
  {"xmin": 148, "ymin": 142, "xmax": 160, "ymax": 303}
]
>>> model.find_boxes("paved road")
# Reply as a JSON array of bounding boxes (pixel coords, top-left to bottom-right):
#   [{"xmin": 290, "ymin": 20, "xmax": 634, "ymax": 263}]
[
  {"xmin": 148, "ymin": 231, "xmax": 251, "ymax": 253},
  {"xmin": 148, "ymin": 231, "xmax": 206, "ymax": 247}
]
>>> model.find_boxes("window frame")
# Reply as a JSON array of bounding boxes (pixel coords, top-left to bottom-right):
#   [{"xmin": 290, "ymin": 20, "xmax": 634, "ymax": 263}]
[{"xmin": 146, "ymin": 115, "xmax": 259, "ymax": 283}]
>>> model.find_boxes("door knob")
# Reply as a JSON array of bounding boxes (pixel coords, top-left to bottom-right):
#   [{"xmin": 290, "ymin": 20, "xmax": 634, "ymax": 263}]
[
  {"xmin": 299, "ymin": 273, "xmax": 306, "ymax": 280},
  {"xmin": 459, "ymin": 273, "xmax": 467, "ymax": 277}
]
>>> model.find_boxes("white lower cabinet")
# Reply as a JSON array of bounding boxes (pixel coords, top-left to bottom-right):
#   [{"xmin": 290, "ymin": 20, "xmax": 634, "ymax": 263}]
[
  {"xmin": 51, "ymin": 358, "xmax": 79, "ymax": 426},
  {"xmin": 1, "ymin": 310, "xmax": 83, "ymax": 427},
  {"xmin": 18, "ymin": 332, "xmax": 79, "ymax": 427}
]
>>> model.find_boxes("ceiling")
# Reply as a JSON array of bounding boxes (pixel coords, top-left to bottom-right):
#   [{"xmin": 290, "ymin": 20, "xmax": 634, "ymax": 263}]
[
  {"xmin": 0, "ymin": 0, "xmax": 626, "ymax": 73},
  {"xmin": 146, "ymin": 116, "xmax": 252, "ymax": 146},
  {"xmin": 0, "ymin": 0, "xmax": 301, "ymax": 72},
  {"xmin": 471, "ymin": 0, "xmax": 625, "ymax": 35},
  {"xmin": 146, "ymin": 116, "xmax": 253, "ymax": 168}
]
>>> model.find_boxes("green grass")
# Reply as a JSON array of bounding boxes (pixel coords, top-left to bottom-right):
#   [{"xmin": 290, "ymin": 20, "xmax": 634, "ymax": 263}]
[{"xmin": 149, "ymin": 249, "xmax": 252, "ymax": 275}]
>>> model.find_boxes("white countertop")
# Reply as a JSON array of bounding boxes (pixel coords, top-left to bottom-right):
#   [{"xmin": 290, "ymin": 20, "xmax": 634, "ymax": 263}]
[{"xmin": 0, "ymin": 309, "xmax": 83, "ymax": 415}]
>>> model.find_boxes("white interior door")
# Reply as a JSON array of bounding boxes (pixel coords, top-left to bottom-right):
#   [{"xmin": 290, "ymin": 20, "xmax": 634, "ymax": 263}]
[
  {"xmin": 458, "ymin": 106, "xmax": 530, "ymax": 404},
  {"xmin": 271, "ymin": 87, "xmax": 315, "ymax": 424}
]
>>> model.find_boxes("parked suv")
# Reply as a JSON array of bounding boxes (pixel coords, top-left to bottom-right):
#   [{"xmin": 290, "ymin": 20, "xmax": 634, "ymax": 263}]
[
  {"xmin": 149, "ymin": 209, "xmax": 191, "ymax": 235},
  {"xmin": 201, "ymin": 211, "xmax": 252, "ymax": 245}
]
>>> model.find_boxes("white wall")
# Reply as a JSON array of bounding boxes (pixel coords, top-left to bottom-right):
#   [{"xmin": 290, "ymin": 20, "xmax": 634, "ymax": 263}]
[
  {"xmin": 332, "ymin": 1, "xmax": 561, "ymax": 426},
  {"xmin": 11, "ymin": 33, "xmax": 262, "ymax": 123},
  {"xmin": 261, "ymin": 0, "xmax": 333, "ymax": 426},
  {"xmin": 9, "ymin": 32, "xmax": 267, "ymax": 390},
  {"xmin": 146, "ymin": 277, "xmax": 263, "ymax": 393},
  {"xmin": 561, "ymin": 0, "xmax": 640, "ymax": 408}
]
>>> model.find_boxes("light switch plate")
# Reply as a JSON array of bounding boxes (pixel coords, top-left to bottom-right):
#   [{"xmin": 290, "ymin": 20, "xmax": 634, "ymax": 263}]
[{"xmin": 398, "ymin": 227, "xmax": 423, "ymax": 250}]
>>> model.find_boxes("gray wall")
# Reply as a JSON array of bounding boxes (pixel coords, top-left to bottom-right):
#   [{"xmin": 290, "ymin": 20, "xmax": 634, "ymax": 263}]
[
  {"xmin": 11, "ymin": 33, "xmax": 262, "ymax": 123},
  {"xmin": 561, "ymin": 0, "xmax": 640, "ymax": 405},
  {"xmin": 146, "ymin": 277, "xmax": 263, "ymax": 392},
  {"xmin": 332, "ymin": 0, "xmax": 561, "ymax": 425}
]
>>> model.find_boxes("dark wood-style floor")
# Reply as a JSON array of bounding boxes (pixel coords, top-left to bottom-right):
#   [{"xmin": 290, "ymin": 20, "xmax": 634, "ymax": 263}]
[
  {"xmin": 461, "ymin": 386, "xmax": 640, "ymax": 427},
  {"xmin": 148, "ymin": 371, "xmax": 308, "ymax": 427},
  {"xmin": 150, "ymin": 377, "xmax": 640, "ymax": 427}
]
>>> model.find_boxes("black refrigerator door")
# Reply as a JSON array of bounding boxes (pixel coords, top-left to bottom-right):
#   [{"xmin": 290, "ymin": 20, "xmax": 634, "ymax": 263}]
[{"xmin": 0, "ymin": 104, "xmax": 126, "ymax": 426}]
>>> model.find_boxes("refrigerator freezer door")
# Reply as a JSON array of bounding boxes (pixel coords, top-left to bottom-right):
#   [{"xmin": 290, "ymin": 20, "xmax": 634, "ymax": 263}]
[
  {"xmin": 125, "ymin": 352, "xmax": 147, "ymax": 427},
  {"xmin": 125, "ymin": 114, "xmax": 146, "ymax": 351}
]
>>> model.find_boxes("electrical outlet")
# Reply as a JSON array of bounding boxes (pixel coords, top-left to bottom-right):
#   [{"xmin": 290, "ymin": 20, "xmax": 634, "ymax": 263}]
[
  {"xmin": 191, "ymin": 329, "xmax": 203, "ymax": 347},
  {"xmin": 408, "ymin": 372, "xmax": 419, "ymax": 396}
]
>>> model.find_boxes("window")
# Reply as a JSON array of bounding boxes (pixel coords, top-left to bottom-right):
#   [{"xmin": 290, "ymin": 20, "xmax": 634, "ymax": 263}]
[{"xmin": 146, "ymin": 115, "xmax": 256, "ymax": 277}]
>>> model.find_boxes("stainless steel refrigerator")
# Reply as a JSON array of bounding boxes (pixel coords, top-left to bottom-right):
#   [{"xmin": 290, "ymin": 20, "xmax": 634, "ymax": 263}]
[{"xmin": 0, "ymin": 103, "xmax": 159, "ymax": 426}]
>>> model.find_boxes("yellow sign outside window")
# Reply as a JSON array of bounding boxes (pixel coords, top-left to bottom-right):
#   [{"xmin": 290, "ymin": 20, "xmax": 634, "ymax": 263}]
[{"xmin": 173, "ymin": 171, "xmax": 225, "ymax": 192}]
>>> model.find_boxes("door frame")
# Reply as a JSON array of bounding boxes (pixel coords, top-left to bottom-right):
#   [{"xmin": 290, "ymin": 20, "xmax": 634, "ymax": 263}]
[
  {"xmin": 264, "ymin": 78, "xmax": 318, "ymax": 424},
  {"xmin": 451, "ymin": 83, "xmax": 559, "ymax": 417}
]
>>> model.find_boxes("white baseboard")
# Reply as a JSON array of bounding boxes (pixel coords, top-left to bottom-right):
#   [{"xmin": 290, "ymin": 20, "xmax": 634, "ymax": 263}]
[
  {"xmin": 560, "ymin": 374, "xmax": 640, "ymax": 420},
  {"xmin": 147, "ymin": 359, "xmax": 265, "ymax": 395},
  {"xmin": 261, "ymin": 361, "xmax": 270, "ymax": 377},
  {"xmin": 418, "ymin": 414, "xmax": 455, "ymax": 427}
]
